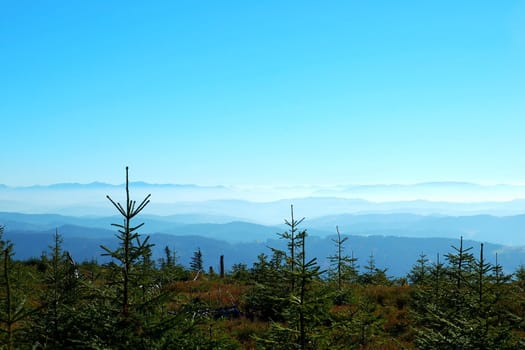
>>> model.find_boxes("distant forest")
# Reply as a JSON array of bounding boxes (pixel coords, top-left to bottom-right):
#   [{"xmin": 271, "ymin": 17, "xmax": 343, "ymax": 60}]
[{"xmin": 1, "ymin": 169, "xmax": 524, "ymax": 349}]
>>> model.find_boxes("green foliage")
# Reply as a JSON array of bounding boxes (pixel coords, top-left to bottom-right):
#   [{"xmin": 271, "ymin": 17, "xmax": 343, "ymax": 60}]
[
  {"xmin": 277, "ymin": 205, "xmax": 305, "ymax": 291},
  {"xmin": 332, "ymin": 292, "xmax": 386, "ymax": 348},
  {"xmin": 244, "ymin": 252, "xmax": 289, "ymax": 321},
  {"xmin": 95, "ymin": 167, "xmax": 178, "ymax": 348},
  {"xmin": 257, "ymin": 206, "xmax": 332, "ymax": 349},
  {"xmin": 28, "ymin": 230, "xmax": 88, "ymax": 348},
  {"xmin": 190, "ymin": 248, "xmax": 203, "ymax": 273},
  {"xmin": 407, "ymin": 253, "xmax": 431, "ymax": 285},
  {"xmin": 328, "ymin": 226, "xmax": 359, "ymax": 292},
  {"xmin": 230, "ymin": 263, "xmax": 250, "ymax": 282},
  {"xmin": 0, "ymin": 226, "xmax": 41, "ymax": 349},
  {"xmin": 101, "ymin": 167, "xmax": 153, "ymax": 319},
  {"xmin": 158, "ymin": 246, "xmax": 190, "ymax": 283},
  {"xmin": 161, "ymin": 245, "xmax": 175, "ymax": 269},
  {"xmin": 358, "ymin": 253, "xmax": 389, "ymax": 285},
  {"xmin": 513, "ymin": 264, "xmax": 525, "ymax": 292},
  {"xmin": 411, "ymin": 237, "xmax": 522, "ymax": 349}
]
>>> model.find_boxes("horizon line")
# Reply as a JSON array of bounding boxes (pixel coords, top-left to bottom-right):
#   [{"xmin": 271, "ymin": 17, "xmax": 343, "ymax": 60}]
[{"xmin": 3, "ymin": 180, "xmax": 525, "ymax": 189}]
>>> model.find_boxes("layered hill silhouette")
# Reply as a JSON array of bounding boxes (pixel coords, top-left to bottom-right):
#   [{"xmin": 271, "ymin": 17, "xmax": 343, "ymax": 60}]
[
  {"xmin": 3, "ymin": 211, "xmax": 525, "ymax": 277},
  {"xmin": 3, "ymin": 181, "xmax": 525, "ymax": 219}
]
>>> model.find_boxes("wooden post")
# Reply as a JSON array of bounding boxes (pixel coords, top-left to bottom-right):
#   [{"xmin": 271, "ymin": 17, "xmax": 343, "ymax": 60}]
[{"xmin": 220, "ymin": 255, "xmax": 225, "ymax": 279}]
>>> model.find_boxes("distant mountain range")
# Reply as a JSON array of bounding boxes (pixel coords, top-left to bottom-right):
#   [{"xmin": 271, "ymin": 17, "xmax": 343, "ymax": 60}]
[
  {"xmin": 4, "ymin": 181, "xmax": 525, "ymax": 201},
  {"xmin": 7, "ymin": 182, "xmax": 228, "ymax": 190},
  {"xmin": 4, "ymin": 211, "xmax": 525, "ymax": 245},
  {"xmin": 3, "ymin": 181, "xmax": 525, "ymax": 276},
  {"xmin": 2, "ymin": 181, "xmax": 525, "ymax": 222},
  {"xmin": 3, "ymin": 211, "xmax": 525, "ymax": 277}
]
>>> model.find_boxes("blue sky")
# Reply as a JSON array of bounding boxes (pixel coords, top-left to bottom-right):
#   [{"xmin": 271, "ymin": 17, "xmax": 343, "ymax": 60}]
[{"xmin": 1, "ymin": 1, "xmax": 525, "ymax": 187}]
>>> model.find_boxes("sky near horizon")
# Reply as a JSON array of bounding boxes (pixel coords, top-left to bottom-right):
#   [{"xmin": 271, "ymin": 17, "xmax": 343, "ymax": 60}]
[{"xmin": 2, "ymin": 1, "xmax": 525, "ymax": 187}]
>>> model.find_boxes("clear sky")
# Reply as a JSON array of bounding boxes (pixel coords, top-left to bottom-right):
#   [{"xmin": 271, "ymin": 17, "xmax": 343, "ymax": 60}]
[{"xmin": 1, "ymin": 1, "xmax": 525, "ymax": 187}]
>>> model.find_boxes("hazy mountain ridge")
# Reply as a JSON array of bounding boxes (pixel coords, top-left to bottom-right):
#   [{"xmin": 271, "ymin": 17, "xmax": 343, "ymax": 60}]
[
  {"xmin": 4, "ymin": 211, "xmax": 525, "ymax": 276},
  {"xmin": 3, "ymin": 180, "xmax": 524, "ymax": 190},
  {"xmin": 3, "ymin": 181, "xmax": 525, "ymax": 199},
  {"xmin": 3, "ymin": 181, "xmax": 525, "ymax": 221},
  {"xmin": 3, "ymin": 211, "xmax": 525, "ymax": 246},
  {"xmin": 308, "ymin": 213, "xmax": 525, "ymax": 246},
  {"xmin": 0, "ymin": 182, "xmax": 224, "ymax": 190},
  {"xmin": 5, "ymin": 197, "xmax": 525, "ymax": 223},
  {"xmin": 3, "ymin": 180, "xmax": 525, "ymax": 276},
  {"xmin": 0, "ymin": 212, "xmax": 280, "ymax": 243},
  {"xmin": 5, "ymin": 229, "xmax": 525, "ymax": 278}
]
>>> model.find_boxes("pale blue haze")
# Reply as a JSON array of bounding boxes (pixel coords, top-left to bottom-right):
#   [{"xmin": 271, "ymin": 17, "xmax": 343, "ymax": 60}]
[{"xmin": 1, "ymin": 1, "xmax": 525, "ymax": 187}]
